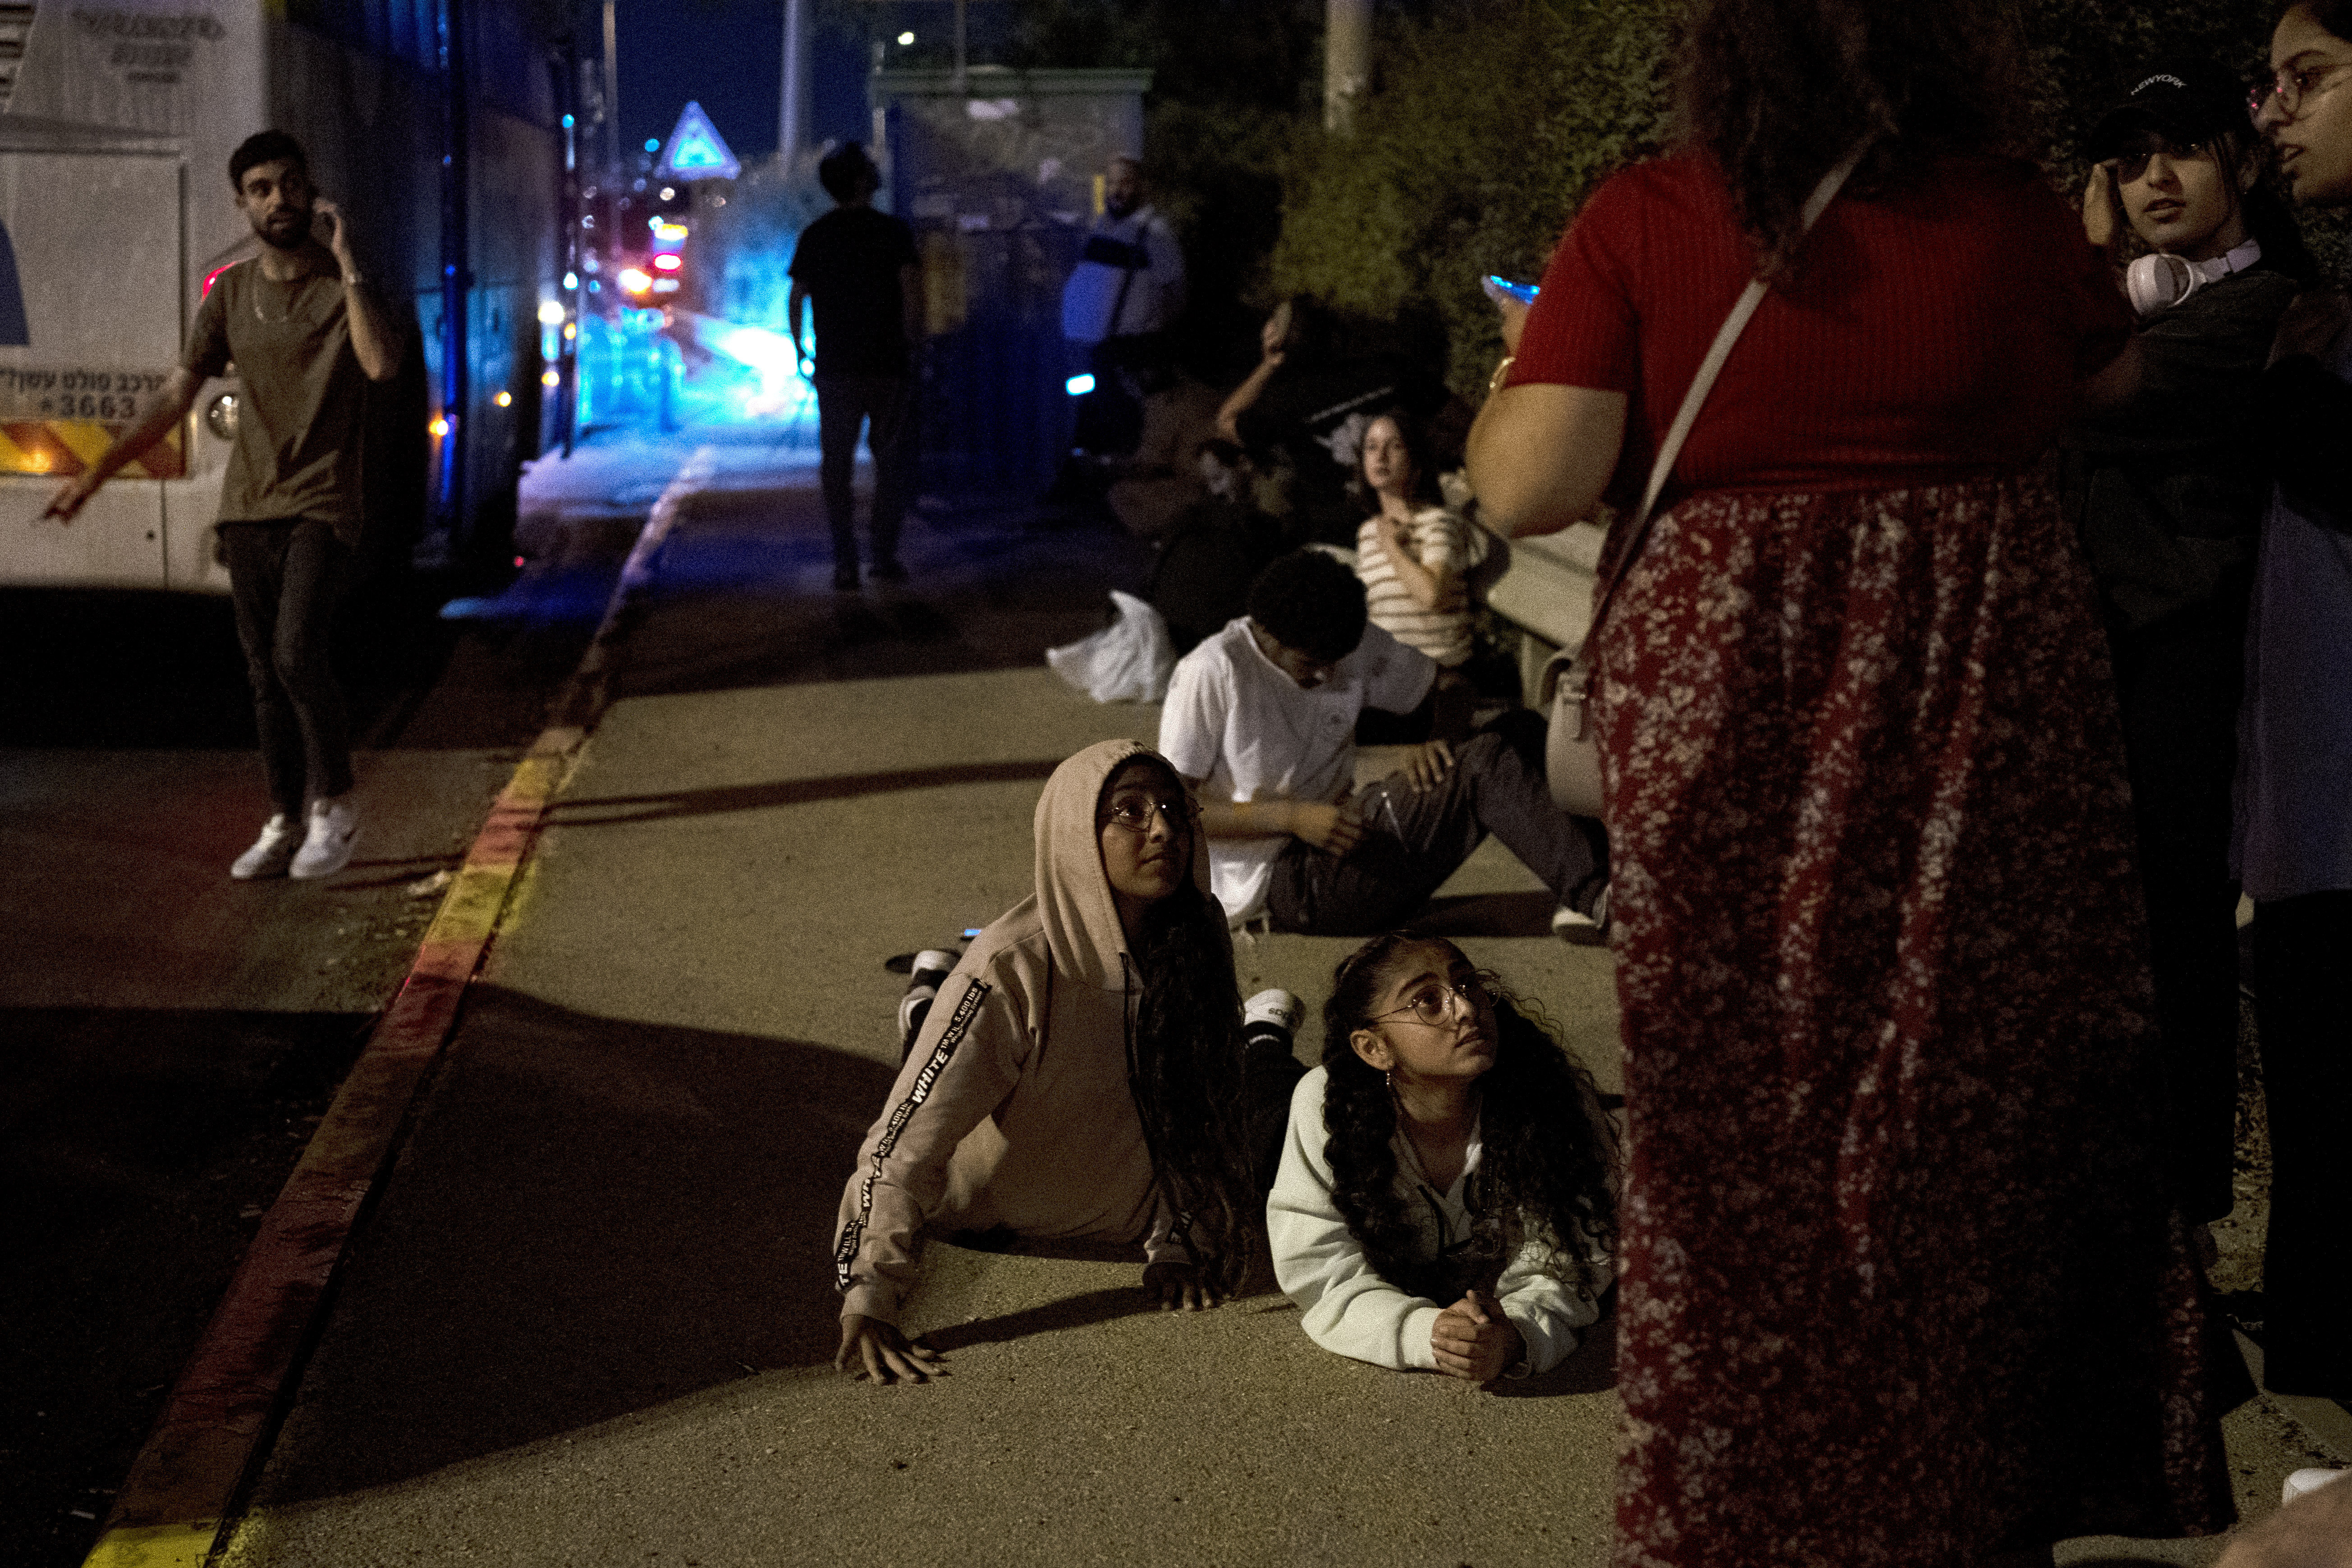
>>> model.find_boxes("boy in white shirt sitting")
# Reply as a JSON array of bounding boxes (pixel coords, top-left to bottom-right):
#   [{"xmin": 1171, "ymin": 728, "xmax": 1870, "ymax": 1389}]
[{"xmin": 1159, "ymin": 549, "xmax": 1609, "ymax": 938}]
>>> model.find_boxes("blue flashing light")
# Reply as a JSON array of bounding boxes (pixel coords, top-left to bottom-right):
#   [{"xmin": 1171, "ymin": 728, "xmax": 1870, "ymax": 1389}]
[
  {"xmin": 562, "ymin": 113, "xmax": 576, "ymax": 128},
  {"xmin": 1064, "ymin": 372, "xmax": 1096, "ymax": 396},
  {"xmin": 644, "ymin": 138, "xmax": 661, "ymax": 152}
]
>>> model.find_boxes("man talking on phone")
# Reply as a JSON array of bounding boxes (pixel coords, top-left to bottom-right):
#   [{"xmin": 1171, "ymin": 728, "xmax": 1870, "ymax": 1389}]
[{"xmin": 43, "ymin": 130, "xmax": 403, "ymax": 880}]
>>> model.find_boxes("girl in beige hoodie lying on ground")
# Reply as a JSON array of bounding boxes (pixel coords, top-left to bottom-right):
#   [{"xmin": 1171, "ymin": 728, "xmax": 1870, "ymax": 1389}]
[{"xmin": 832, "ymin": 739, "xmax": 1294, "ymax": 1384}]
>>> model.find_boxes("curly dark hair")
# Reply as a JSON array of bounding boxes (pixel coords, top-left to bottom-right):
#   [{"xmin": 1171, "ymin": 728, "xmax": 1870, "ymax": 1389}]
[
  {"xmin": 1673, "ymin": 0, "xmax": 2030, "ymax": 279},
  {"xmin": 1108, "ymin": 756, "xmax": 1256, "ymax": 1296},
  {"xmin": 1317, "ymin": 932, "xmax": 1617, "ymax": 1304},
  {"xmin": 1246, "ymin": 548, "xmax": 1366, "ymax": 665}
]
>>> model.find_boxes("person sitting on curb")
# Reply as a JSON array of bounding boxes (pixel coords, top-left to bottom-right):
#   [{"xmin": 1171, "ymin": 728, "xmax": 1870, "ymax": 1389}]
[
  {"xmin": 830, "ymin": 740, "xmax": 1302, "ymax": 1385},
  {"xmin": 1268, "ymin": 931, "xmax": 1617, "ymax": 1380},
  {"xmin": 1157, "ymin": 548, "xmax": 1609, "ymax": 940}
]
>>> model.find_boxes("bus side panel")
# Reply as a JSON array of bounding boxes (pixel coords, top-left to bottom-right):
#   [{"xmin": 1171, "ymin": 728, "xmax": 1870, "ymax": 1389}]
[
  {"xmin": 6, "ymin": 0, "xmax": 268, "ymax": 294},
  {"xmin": 0, "ymin": 147, "xmax": 182, "ymax": 587},
  {"xmin": 266, "ymin": 16, "xmax": 556, "ymax": 569}
]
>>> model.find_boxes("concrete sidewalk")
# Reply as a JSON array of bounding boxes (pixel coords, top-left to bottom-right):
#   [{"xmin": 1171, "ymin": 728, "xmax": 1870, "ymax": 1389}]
[{"xmin": 214, "ymin": 438, "xmax": 2333, "ymax": 1568}]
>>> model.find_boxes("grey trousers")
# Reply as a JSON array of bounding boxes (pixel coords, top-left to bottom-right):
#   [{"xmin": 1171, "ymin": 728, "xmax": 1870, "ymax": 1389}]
[{"xmin": 1266, "ymin": 708, "xmax": 1608, "ymax": 936}]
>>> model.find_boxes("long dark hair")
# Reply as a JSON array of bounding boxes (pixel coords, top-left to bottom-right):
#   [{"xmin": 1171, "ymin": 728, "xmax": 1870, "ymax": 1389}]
[
  {"xmin": 1318, "ymin": 933, "xmax": 1617, "ymax": 1302},
  {"xmin": 1346, "ymin": 405, "xmax": 1442, "ymax": 517},
  {"xmin": 1112, "ymin": 756, "xmax": 1254, "ymax": 1295},
  {"xmin": 1674, "ymin": 0, "xmax": 2030, "ymax": 278}
]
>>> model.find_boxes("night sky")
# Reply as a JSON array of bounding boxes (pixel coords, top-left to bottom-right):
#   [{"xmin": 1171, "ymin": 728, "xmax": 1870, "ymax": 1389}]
[{"xmin": 617, "ymin": 1, "xmax": 988, "ymax": 166}]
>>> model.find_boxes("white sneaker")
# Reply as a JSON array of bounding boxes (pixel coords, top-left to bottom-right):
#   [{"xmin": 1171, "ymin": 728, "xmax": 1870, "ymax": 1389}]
[
  {"xmin": 230, "ymin": 813, "xmax": 304, "ymax": 880},
  {"xmin": 289, "ymin": 795, "xmax": 358, "ymax": 880},
  {"xmin": 2284, "ymin": 1467, "xmax": 2350, "ymax": 1504},
  {"xmin": 1244, "ymin": 988, "xmax": 1305, "ymax": 1042},
  {"xmin": 897, "ymin": 949, "xmax": 961, "ymax": 1048},
  {"xmin": 1553, "ymin": 885, "xmax": 1611, "ymax": 947}
]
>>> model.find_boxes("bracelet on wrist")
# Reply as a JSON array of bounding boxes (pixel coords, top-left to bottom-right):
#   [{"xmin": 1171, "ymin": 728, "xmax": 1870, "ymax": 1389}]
[{"xmin": 1486, "ymin": 355, "xmax": 1517, "ymax": 395}]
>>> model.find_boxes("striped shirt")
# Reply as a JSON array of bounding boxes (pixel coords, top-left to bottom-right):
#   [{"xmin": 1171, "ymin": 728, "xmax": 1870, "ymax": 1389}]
[{"xmin": 1355, "ymin": 507, "xmax": 1474, "ymax": 668}]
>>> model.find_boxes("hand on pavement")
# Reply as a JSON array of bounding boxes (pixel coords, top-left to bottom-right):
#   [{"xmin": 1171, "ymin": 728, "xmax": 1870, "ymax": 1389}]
[
  {"xmin": 1143, "ymin": 1261, "xmax": 1222, "ymax": 1312},
  {"xmin": 836, "ymin": 1314, "xmax": 949, "ymax": 1385},
  {"xmin": 1431, "ymin": 1289, "xmax": 1522, "ymax": 1383},
  {"xmin": 1290, "ymin": 799, "xmax": 1366, "ymax": 858},
  {"xmin": 1400, "ymin": 740, "xmax": 1454, "ymax": 793}
]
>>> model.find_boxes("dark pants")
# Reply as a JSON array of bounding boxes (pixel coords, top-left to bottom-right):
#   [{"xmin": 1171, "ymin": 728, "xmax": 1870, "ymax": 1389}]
[
  {"xmin": 2109, "ymin": 589, "xmax": 2249, "ymax": 1224},
  {"xmin": 220, "ymin": 519, "xmax": 353, "ymax": 816},
  {"xmin": 2254, "ymin": 888, "xmax": 2352, "ymax": 1396},
  {"xmin": 815, "ymin": 374, "xmax": 914, "ymax": 573},
  {"xmin": 1267, "ymin": 708, "xmax": 1608, "ymax": 936}
]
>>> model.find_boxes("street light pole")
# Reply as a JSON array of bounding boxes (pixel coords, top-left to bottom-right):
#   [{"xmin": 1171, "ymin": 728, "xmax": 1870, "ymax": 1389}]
[
  {"xmin": 779, "ymin": 0, "xmax": 809, "ymax": 170},
  {"xmin": 602, "ymin": 0, "xmax": 620, "ymax": 179},
  {"xmin": 1325, "ymin": 0, "xmax": 1371, "ymax": 133}
]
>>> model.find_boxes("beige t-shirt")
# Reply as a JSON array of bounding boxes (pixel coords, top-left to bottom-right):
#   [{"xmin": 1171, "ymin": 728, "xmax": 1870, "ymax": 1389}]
[{"xmin": 183, "ymin": 258, "xmax": 366, "ymax": 541}]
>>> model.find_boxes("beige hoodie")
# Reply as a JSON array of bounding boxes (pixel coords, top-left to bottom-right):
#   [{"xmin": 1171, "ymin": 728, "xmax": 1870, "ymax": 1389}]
[{"xmin": 833, "ymin": 739, "xmax": 1211, "ymax": 1325}]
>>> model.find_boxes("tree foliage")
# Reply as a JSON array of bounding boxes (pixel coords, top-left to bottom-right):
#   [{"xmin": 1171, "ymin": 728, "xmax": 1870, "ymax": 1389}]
[{"xmin": 1259, "ymin": 0, "xmax": 2343, "ymax": 396}]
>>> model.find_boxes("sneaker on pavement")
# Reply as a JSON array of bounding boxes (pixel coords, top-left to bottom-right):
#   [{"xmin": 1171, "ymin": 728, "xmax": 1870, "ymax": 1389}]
[
  {"xmin": 2284, "ymin": 1467, "xmax": 2351, "ymax": 1505},
  {"xmin": 1553, "ymin": 884, "xmax": 1611, "ymax": 947},
  {"xmin": 1244, "ymin": 988, "xmax": 1305, "ymax": 1048},
  {"xmin": 289, "ymin": 795, "xmax": 358, "ymax": 880},
  {"xmin": 230, "ymin": 813, "xmax": 304, "ymax": 880},
  {"xmin": 898, "ymin": 947, "xmax": 962, "ymax": 1055}
]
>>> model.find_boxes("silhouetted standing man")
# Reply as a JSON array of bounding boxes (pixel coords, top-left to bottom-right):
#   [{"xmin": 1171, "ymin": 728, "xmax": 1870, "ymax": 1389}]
[{"xmin": 789, "ymin": 142, "xmax": 921, "ymax": 590}]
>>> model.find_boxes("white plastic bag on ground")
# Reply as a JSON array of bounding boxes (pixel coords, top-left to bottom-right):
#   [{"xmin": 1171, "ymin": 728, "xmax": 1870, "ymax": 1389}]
[{"xmin": 1046, "ymin": 590, "xmax": 1176, "ymax": 703}]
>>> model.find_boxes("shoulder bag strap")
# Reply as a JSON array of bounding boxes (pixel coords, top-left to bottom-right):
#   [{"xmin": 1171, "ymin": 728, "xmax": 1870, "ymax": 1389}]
[{"xmin": 1581, "ymin": 141, "xmax": 1871, "ymax": 642}]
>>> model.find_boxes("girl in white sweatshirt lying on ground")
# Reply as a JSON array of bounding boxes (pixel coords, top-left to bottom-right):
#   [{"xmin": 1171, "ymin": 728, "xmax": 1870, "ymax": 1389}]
[{"xmin": 1268, "ymin": 932, "xmax": 1617, "ymax": 1381}]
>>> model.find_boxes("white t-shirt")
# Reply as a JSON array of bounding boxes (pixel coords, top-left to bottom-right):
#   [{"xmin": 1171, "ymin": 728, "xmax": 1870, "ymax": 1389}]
[{"xmin": 1159, "ymin": 617, "xmax": 1435, "ymax": 922}]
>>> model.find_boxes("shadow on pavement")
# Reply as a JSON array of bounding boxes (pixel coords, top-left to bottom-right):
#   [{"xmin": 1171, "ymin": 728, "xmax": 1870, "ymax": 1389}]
[
  {"xmin": 1492, "ymin": 1308, "xmax": 1620, "ymax": 1399},
  {"xmin": 923, "ymin": 1287, "xmax": 1161, "ymax": 1354},
  {"xmin": 0, "ymin": 1007, "xmax": 374, "ymax": 1568},
  {"xmin": 256, "ymin": 985, "xmax": 898, "ymax": 1506},
  {"xmin": 547, "ymin": 758, "xmax": 1065, "ymax": 828},
  {"xmin": 605, "ymin": 490, "xmax": 1154, "ymax": 702}
]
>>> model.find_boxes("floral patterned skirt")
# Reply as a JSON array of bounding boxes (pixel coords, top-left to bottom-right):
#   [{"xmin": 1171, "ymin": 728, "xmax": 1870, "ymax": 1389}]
[{"xmin": 1592, "ymin": 475, "xmax": 2233, "ymax": 1567}]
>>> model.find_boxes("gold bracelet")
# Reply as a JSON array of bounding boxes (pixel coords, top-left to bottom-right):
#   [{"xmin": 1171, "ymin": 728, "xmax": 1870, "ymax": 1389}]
[{"xmin": 1486, "ymin": 355, "xmax": 1516, "ymax": 395}]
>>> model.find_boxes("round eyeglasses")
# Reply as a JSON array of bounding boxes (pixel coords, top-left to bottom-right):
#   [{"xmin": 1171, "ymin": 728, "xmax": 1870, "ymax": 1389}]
[
  {"xmin": 2251, "ymin": 61, "xmax": 2352, "ymax": 121},
  {"xmin": 1099, "ymin": 795, "xmax": 1193, "ymax": 834},
  {"xmin": 1368, "ymin": 977, "xmax": 1491, "ymax": 1028}
]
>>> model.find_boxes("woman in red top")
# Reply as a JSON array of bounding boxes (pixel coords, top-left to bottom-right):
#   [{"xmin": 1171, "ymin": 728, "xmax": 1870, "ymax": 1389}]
[{"xmin": 1466, "ymin": 3, "xmax": 2233, "ymax": 1564}]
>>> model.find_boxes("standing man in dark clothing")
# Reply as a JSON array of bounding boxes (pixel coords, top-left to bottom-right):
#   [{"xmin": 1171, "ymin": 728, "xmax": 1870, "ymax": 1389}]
[
  {"xmin": 789, "ymin": 142, "xmax": 921, "ymax": 590},
  {"xmin": 43, "ymin": 129, "xmax": 403, "ymax": 881}
]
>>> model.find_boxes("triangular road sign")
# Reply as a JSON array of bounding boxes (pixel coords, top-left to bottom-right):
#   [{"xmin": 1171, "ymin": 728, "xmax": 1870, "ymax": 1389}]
[{"xmin": 656, "ymin": 101, "xmax": 741, "ymax": 181}]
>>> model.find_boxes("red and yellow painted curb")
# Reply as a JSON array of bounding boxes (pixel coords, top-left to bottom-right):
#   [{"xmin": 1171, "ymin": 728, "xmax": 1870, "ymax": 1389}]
[{"xmin": 79, "ymin": 447, "xmax": 715, "ymax": 1568}]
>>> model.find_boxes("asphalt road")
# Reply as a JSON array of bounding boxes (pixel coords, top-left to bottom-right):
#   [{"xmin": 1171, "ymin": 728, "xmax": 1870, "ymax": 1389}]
[{"xmin": 0, "ymin": 516, "xmax": 636, "ymax": 1568}]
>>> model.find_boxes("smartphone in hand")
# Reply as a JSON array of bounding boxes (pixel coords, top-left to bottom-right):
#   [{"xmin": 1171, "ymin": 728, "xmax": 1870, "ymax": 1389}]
[{"xmin": 1482, "ymin": 274, "xmax": 1539, "ymax": 306}]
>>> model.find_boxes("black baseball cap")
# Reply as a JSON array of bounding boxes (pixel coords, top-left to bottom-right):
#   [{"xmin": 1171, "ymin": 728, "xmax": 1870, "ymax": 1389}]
[{"xmin": 2086, "ymin": 60, "xmax": 2250, "ymax": 160}]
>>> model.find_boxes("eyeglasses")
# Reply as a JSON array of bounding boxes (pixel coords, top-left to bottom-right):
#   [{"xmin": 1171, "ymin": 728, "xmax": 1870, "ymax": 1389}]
[
  {"xmin": 2251, "ymin": 60, "xmax": 2352, "ymax": 120},
  {"xmin": 1368, "ymin": 977, "xmax": 1491, "ymax": 1028},
  {"xmin": 1099, "ymin": 795, "xmax": 1193, "ymax": 834},
  {"xmin": 2104, "ymin": 140, "xmax": 2209, "ymax": 184}
]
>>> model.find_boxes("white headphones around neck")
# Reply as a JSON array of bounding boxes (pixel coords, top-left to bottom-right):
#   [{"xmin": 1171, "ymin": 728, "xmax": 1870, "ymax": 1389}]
[{"xmin": 2126, "ymin": 236, "xmax": 2262, "ymax": 316}]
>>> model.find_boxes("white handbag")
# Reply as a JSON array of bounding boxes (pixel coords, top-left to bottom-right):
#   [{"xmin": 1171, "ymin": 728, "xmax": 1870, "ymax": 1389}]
[{"xmin": 1540, "ymin": 145, "xmax": 1868, "ymax": 817}]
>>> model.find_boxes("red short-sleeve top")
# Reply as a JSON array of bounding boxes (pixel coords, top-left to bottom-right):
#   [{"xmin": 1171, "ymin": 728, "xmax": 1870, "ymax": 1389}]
[{"xmin": 1509, "ymin": 153, "xmax": 2131, "ymax": 497}]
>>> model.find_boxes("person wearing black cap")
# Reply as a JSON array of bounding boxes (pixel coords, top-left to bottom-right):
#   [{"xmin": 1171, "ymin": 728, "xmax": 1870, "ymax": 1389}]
[{"xmin": 2059, "ymin": 58, "xmax": 2309, "ymax": 1239}]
